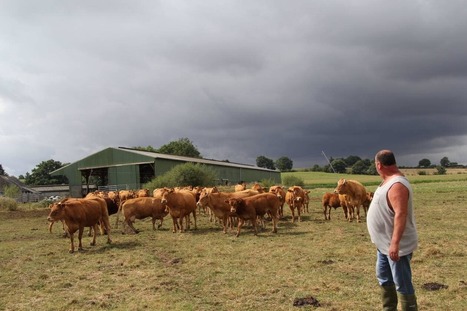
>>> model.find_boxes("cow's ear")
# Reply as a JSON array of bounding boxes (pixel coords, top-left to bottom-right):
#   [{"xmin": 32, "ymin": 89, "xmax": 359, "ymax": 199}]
[{"xmin": 212, "ymin": 187, "xmax": 218, "ymax": 193}]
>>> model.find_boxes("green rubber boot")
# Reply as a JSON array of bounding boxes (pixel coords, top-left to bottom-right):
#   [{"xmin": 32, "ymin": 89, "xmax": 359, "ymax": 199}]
[
  {"xmin": 398, "ymin": 293, "xmax": 418, "ymax": 311},
  {"xmin": 380, "ymin": 285, "xmax": 398, "ymax": 311}
]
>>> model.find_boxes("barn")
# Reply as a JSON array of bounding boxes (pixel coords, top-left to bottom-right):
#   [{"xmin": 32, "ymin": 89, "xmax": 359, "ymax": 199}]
[{"xmin": 51, "ymin": 147, "xmax": 281, "ymax": 197}]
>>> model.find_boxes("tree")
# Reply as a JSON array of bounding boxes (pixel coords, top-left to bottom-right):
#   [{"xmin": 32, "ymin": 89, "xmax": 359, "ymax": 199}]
[
  {"xmin": 156, "ymin": 138, "xmax": 202, "ymax": 158},
  {"xmin": 256, "ymin": 156, "xmax": 276, "ymax": 170},
  {"xmin": 436, "ymin": 165, "xmax": 446, "ymax": 175},
  {"xmin": 350, "ymin": 160, "xmax": 369, "ymax": 175},
  {"xmin": 0, "ymin": 164, "xmax": 6, "ymax": 176},
  {"xmin": 418, "ymin": 158, "xmax": 431, "ymax": 168},
  {"xmin": 330, "ymin": 159, "xmax": 347, "ymax": 173},
  {"xmin": 275, "ymin": 156, "xmax": 293, "ymax": 172},
  {"xmin": 344, "ymin": 155, "xmax": 362, "ymax": 167},
  {"xmin": 144, "ymin": 163, "xmax": 217, "ymax": 189},
  {"xmin": 440, "ymin": 157, "xmax": 450, "ymax": 167},
  {"xmin": 24, "ymin": 160, "xmax": 68, "ymax": 185},
  {"xmin": 3, "ymin": 184, "xmax": 20, "ymax": 199},
  {"xmin": 134, "ymin": 145, "xmax": 157, "ymax": 152}
]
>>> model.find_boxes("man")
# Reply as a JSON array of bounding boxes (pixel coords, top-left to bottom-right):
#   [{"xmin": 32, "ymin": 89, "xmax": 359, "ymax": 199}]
[{"xmin": 367, "ymin": 150, "xmax": 418, "ymax": 311}]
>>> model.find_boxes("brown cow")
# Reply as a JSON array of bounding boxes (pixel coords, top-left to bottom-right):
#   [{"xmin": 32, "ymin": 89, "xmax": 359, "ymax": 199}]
[
  {"xmin": 226, "ymin": 193, "xmax": 280, "ymax": 237},
  {"xmin": 197, "ymin": 189, "xmax": 258, "ymax": 233},
  {"xmin": 334, "ymin": 178, "xmax": 367, "ymax": 222},
  {"xmin": 47, "ymin": 197, "xmax": 112, "ymax": 253},
  {"xmin": 285, "ymin": 186, "xmax": 306, "ymax": 222},
  {"xmin": 160, "ymin": 188, "xmax": 197, "ymax": 233},
  {"xmin": 121, "ymin": 197, "xmax": 168, "ymax": 234},
  {"xmin": 269, "ymin": 186, "xmax": 286, "ymax": 218}
]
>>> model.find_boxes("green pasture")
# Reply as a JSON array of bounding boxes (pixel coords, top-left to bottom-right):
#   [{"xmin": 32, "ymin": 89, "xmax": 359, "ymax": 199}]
[{"xmin": 0, "ymin": 171, "xmax": 466, "ymax": 310}]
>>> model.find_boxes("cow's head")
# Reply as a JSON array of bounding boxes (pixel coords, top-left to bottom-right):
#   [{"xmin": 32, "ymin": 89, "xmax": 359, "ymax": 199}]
[
  {"xmin": 196, "ymin": 188, "xmax": 211, "ymax": 209},
  {"xmin": 47, "ymin": 202, "xmax": 66, "ymax": 222},
  {"xmin": 160, "ymin": 188, "xmax": 175, "ymax": 205},
  {"xmin": 225, "ymin": 198, "xmax": 243, "ymax": 214},
  {"xmin": 334, "ymin": 178, "xmax": 347, "ymax": 194}
]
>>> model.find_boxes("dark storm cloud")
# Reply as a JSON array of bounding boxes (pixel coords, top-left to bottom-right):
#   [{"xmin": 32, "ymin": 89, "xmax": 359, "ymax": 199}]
[{"xmin": 1, "ymin": 1, "xmax": 466, "ymax": 176}]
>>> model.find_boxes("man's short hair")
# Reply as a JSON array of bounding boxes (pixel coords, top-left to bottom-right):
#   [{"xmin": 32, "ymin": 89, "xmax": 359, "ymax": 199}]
[{"xmin": 376, "ymin": 150, "xmax": 396, "ymax": 166}]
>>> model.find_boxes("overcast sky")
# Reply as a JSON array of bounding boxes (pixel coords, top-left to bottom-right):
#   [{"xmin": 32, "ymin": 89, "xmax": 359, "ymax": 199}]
[{"xmin": 1, "ymin": 1, "xmax": 467, "ymax": 177}]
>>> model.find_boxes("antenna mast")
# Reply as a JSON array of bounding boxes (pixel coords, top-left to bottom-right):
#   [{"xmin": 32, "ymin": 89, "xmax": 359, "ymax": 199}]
[{"xmin": 322, "ymin": 150, "xmax": 336, "ymax": 173}]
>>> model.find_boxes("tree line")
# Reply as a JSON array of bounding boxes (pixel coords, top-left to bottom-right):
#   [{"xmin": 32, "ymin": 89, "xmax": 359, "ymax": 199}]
[{"xmin": 0, "ymin": 136, "xmax": 463, "ymax": 186}]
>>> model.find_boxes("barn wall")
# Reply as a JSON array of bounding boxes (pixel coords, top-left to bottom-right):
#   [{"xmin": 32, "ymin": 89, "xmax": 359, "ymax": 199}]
[{"xmin": 153, "ymin": 158, "xmax": 281, "ymax": 185}]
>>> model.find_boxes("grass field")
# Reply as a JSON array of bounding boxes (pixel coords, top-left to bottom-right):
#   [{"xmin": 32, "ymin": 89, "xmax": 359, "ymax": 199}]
[{"xmin": 1, "ymin": 171, "xmax": 466, "ymax": 310}]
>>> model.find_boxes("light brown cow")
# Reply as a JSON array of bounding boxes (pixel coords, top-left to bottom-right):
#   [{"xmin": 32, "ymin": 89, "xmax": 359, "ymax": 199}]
[
  {"xmin": 285, "ymin": 186, "xmax": 306, "ymax": 222},
  {"xmin": 47, "ymin": 197, "xmax": 112, "ymax": 253},
  {"xmin": 362, "ymin": 191, "xmax": 374, "ymax": 216},
  {"xmin": 269, "ymin": 186, "xmax": 286, "ymax": 218},
  {"xmin": 197, "ymin": 189, "xmax": 259, "ymax": 233},
  {"xmin": 225, "ymin": 193, "xmax": 280, "ymax": 237},
  {"xmin": 234, "ymin": 181, "xmax": 246, "ymax": 192},
  {"xmin": 303, "ymin": 190, "xmax": 311, "ymax": 213},
  {"xmin": 121, "ymin": 197, "xmax": 168, "ymax": 234},
  {"xmin": 160, "ymin": 188, "xmax": 197, "ymax": 233},
  {"xmin": 334, "ymin": 178, "xmax": 367, "ymax": 222},
  {"xmin": 251, "ymin": 183, "xmax": 265, "ymax": 193},
  {"xmin": 136, "ymin": 189, "xmax": 150, "ymax": 197},
  {"xmin": 321, "ymin": 192, "xmax": 349, "ymax": 220}
]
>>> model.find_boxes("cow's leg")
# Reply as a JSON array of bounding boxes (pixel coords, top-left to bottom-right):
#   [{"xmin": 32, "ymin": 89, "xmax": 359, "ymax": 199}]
[
  {"xmin": 77, "ymin": 227, "xmax": 84, "ymax": 251},
  {"xmin": 348, "ymin": 204, "xmax": 355, "ymax": 222},
  {"xmin": 48, "ymin": 221, "xmax": 54, "ymax": 233},
  {"xmin": 222, "ymin": 216, "xmax": 228, "ymax": 234},
  {"xmin": 356, "ymin": 205, "xmax": 361, "ymax": 223},
  {"xmin": 236, "ymin": 219, "xmax": 244, "ymax": 237},
  {"xmin": 68, "ymin": 231, "xmax": 75, "ymax": 253},
  {"xmin": 290, "ymin": 207, "xmax": 295, "ymax": 223},
  {"xmin": 171, "ymin": 217, "xmax": 177, "ymax": 233},
  {"xmin": 192, "ymin": 210, "xmax": 197, "ymax": 230},
  {"xmin": 179, "ymin": 217, "xmax": 185, "ymax": 233},
  {"xmin": 157, "ymin": 217, "xmax": 163, "ymax": 229},
  {"xmin": 151, "ymin": 217, "xmax": 156, "ymax": 231},
  {"xmin": 90, "ymin": 224, "xmax": 98, "ymax": 246},
  {"xmin": 127, "ymin": 219, "xmax": 139, "ymax": 234},
  {"xmin": 272, "ymin": 216, "xmax": 278, "ymax": 233},
  {"xmin": 252, "ymin": 217, "xmax": 258, "ymax": 236}
]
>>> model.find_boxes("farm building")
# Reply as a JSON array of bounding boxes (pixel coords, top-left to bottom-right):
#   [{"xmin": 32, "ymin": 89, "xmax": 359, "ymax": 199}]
[
  {"xmin": 51, "ymin": 147, "xmax": 281, "ymax": 197},
  {"xmin": 0, "ymin": 175, "xmax": 41, "ymax": 203}
]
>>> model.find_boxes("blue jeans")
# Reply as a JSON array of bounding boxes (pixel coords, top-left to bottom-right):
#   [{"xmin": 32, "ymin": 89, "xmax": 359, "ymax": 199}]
[{"xmin": 376, "ymin": 249, "xmax": 415, "ymax": 295}]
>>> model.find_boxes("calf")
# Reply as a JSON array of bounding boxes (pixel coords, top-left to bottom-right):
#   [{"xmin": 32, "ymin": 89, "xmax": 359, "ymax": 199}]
[
  {"xmin": 269, "ymin": 186, "xmax": 286, "ymax": 218},
  {"xmin": 47, "ymin": 197, "xmax": 111, "ymax": 253},
  {"xmin": 121, "ymin": 197, "xmax": 168, "ymax": 234},
  {"xmin": 321, "ymin": 192, "xmax": 348, "ymax": 220},
  {"xmin": 285, "ymin": 186, "xmax": 306, "ymax": 222},
  {"xmin": 226, "ymin": 193, "xmax": 280, "ymax": 237}
]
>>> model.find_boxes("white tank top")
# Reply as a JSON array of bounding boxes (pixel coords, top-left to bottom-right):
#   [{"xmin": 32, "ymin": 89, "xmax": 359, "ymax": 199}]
[{"xmin": 367, "ymin": 176, "xmax": 418, "ymax": 256}]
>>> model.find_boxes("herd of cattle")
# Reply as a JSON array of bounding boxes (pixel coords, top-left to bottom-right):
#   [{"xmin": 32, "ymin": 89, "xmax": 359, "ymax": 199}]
[{"xmin": 47, "ymin": 179, "xmax": 373, "ymax": 253}]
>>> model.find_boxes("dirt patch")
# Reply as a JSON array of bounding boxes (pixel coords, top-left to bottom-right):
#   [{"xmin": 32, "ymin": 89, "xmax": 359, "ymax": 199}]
[
  {"xmin": 422, "ymin": 282, "xmax": 448, "ymax": 291},
  {"xmin": 293, "ymin": 296, "xmax": 321, "ymax": 307}
]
